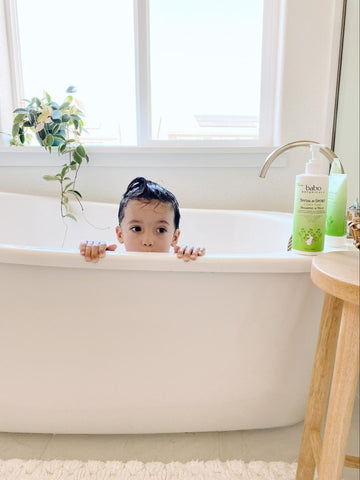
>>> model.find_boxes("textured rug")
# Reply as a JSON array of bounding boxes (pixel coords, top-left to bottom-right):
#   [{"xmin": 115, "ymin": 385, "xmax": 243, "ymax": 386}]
[{"xmin": 0, "ymin": 459, "xmax": 299, "ymax": 479}]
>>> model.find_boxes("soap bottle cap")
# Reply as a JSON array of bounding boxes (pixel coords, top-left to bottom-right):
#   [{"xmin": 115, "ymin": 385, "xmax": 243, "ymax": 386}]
[{"xmin": 305, "ymin": 144, "xmax": 328, "ymax": 175}]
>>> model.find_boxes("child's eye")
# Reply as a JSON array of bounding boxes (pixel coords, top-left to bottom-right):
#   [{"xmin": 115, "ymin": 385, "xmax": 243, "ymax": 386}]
[
  {"xmin": 130, "ymin": 226, "xmax": 141, "ymax": 232},
  {"xmin": 157, "ymin": 227, "xmax": 167, "ymax": 233}
]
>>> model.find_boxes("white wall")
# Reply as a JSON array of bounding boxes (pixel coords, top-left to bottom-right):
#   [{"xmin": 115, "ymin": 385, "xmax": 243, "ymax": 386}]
[
  {"xmin": 0, "ymin": 0, "xmax": 358, "ymax": 214},
  {"xmin": 334, "ymin": 0, "xmax": 359, "ymax": 206}
]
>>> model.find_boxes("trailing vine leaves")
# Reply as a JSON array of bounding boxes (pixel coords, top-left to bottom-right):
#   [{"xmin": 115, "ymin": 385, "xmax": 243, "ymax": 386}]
[
  {"xmin": 42, "ymin": 143, "xmax": 89, "ymax": 220},
  {"xmin": 11, "ymin": 87, "xmax": 89, "ymax": 221}
]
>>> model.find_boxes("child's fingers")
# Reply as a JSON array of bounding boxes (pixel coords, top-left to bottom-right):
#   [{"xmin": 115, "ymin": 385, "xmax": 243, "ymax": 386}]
[
  {"xmin": 89, "ymin": 241, "xmax": 100, "ymax": 263},
  {"xmin": 176, "ymin": 245, "xmax": 206, "ymax": 259},
  {"xmin": 82, "ymin": 240, "xmax": 94, "ymax": 262},
  {"xmin": 176, "ymin": 244, "xmax": 206, "ymax": 262},
  {"xmin": 188, "ymin": 246, "xmax": 205, "ymax": 260},
  {"xmin": 99, "ymin": 242, "xmax": 108, "ymax": 258},
  {"xmin": 176, "ymin": 244, "xmax": 189, "ymax": 261},
  {"xmin": 80, "ymin": 240, "xmax": 104, "ymax": 263},
  {"xmin": 79, "ymin": 241, "xmax": 88, "ymax": 256},
  {"xmin": 182, "ymin": 245, "xmax": 194, "ymax": 262},
  {"xmin": 106, "ymin": 244, "xmax": 118, "ymax": 252}
]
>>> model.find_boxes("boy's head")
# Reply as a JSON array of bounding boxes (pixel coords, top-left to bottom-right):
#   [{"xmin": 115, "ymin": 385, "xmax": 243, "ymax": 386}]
[
  {"xmin": 116, "ymin": 177, "xmax": 181, "ymax": 252},
  {"xmin": 118, "ymin": 177, "xmax": 180, "ymax": 228}
]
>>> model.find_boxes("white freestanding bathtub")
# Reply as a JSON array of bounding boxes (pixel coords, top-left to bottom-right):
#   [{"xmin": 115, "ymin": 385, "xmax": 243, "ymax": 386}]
[{"xmin": 0, "ymin": 192, "xmax": 324, "ymax": 434}]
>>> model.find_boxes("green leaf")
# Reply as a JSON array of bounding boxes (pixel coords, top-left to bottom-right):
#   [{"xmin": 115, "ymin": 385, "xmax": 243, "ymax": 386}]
[
  {"xmin": 52, "ymin": 124, "xmax": 60, "ymax": 135},
  {"xmin": 45, "ymin": 91, "xmax": 51, "ymax": 103},
  {"xmin": 14, "ymin": 113, "xmax": 25, "ymax": 123},
  {"xmin": 73, "ymin": 151, "xmax": 83, "ymax": 164},
  {"xmin": 65, "ymin": 213, "xmax": 77, "ymax": 221},
  {"xmin": 45, "ymin": 134, "xmax": 54, "ymax": 146},
  {"xmin": 59, "ymin": 102, "xmax": 71, "ymax": 111},
  {"xmin": 37, "ymin": 128, "xmax": 46, "ymax": 140},
  {"xmin": 69, "ymin": 189, "xmax": 82, "ymax": 199},
  {"xmin": 54, "ymin": 134, "xmax": 66, "ymax": 141},
  {"xmin": 13, "ymin": 108, "xmax": 29, "ymax": 114},
  {"xmin": 28, "ymin": 112, "xmax": 36, "ymax": 124},
  {"xmin": 61, "ymin": 114, "xmax": 71, "ymax": 122},
  {"xmin": 12, "ymin": 124, "xmax": 20, "ymax": 137},
  {"xmin": 64, "ymin": 181, "xmax": 75, "ymax": 191},
  {"xmin": 76, "ymin": 145, "xmax": 86, "ymax": 157},
  {"xmin": 43, "ymin": 174, "xmax": 60, "ymax": 181}
]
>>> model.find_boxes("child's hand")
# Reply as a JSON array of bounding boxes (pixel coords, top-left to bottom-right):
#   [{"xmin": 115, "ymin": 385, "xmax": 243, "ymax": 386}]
[
  {"xmin": 174, "ymin": 245, "xmax": 206, "ymax": 262},
  {"xmin": 79, "ymin": 240, "xmax": 117, "ymax": 263}
]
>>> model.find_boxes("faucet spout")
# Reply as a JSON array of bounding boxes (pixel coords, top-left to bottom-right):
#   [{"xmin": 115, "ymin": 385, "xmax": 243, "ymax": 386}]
[{"xmin": 259, "ymin": 140, "xmax": 344, "ymax": 178}]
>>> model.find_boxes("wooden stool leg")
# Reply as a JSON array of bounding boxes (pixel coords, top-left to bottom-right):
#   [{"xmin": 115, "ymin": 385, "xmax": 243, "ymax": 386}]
[
  {"xmin": 318, "ymin": 301, "xmax": 360, "ymax": 480},
  {"xmin": 296, "ymin": 293, "xmax": 343, "ymax": 480}
]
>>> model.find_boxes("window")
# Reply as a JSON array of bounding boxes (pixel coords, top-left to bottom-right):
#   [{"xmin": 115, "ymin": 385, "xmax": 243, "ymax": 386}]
[
  {"xmin": 5, "ymin": 0, "xmax": 277, "ymax": 147},
  {"xmin": 14, "ymin": 0, "xmax": 138, "ymax": 146},
  {"xmin": 148, "ymin": 0, "xmax": 264, "ymax": 142}
]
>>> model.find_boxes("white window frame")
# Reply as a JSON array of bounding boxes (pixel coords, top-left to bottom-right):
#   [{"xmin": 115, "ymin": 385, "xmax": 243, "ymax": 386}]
[
  {"xmin": 0, "ymin": 0, "xmax": 345, "ymax": 168},
  {"xmin": 2, "ymin": 0, "xmax": 279, "ymax": 149}
]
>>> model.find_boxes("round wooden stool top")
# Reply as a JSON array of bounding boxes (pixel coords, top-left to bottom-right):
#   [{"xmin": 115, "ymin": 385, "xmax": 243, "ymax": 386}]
[{"xmin": 311, "ymin": 250, "xmax": 359, "ymax": 305}]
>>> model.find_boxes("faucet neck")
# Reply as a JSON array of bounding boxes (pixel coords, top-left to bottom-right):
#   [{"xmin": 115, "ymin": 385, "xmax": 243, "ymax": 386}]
[{"xmin": 259, "ymin": 140, "xmax": 344, "ymax": 178}]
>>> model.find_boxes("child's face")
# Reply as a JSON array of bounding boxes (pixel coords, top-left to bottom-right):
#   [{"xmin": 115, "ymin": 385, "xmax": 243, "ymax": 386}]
[{"xmin": 116, "ymin": 199, "xmax": 180, "ymax": 252}]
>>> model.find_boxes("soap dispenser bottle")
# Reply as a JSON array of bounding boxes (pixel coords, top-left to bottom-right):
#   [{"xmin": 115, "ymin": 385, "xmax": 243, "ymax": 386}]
[
  {"xmin": 292, "ymin": 144, "xmax": 329, "ymax": 254},
  {"xmin": 325, "ymin": 158, "xmax": 348, "ymax": 247}
]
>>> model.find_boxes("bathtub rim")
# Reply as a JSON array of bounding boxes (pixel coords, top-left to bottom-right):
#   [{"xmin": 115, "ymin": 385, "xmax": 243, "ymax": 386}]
[{"xmin": 0, "ymin": 243, "xmax": 318, "ymax": 273}]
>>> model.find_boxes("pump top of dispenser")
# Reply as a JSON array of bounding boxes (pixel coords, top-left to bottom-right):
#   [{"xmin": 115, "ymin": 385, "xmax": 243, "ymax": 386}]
[{"xmin": 305, "ymin": 144, "xmax": 328, "ymax": 175}]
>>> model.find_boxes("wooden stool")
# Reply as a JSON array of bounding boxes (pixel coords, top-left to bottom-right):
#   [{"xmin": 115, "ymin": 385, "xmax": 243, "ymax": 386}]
[{"xmin": 296, "ymin": 250, "xmax": 359, "ymax": 480}]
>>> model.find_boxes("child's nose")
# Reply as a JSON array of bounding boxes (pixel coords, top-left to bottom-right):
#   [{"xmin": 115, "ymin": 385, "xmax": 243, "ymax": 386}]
[{"xmin": 142, "ymin": 234, "xmax": 153, "ymax": 247}]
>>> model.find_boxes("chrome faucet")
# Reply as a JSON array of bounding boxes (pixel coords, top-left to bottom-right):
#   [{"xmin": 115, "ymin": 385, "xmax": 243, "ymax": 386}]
[{"xmin": 259, "ymin": 140, "xmax": 345, "ymax": 178}]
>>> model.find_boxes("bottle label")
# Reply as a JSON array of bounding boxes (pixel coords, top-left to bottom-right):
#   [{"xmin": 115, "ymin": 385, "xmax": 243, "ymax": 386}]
[{"xmin": 292, "ymin": 181, "xmax": 328, "ymax": 252}]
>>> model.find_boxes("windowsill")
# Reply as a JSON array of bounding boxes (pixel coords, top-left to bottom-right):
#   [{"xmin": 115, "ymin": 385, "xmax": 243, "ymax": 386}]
[{"xmin": 0, "ymin": 145, "xmax": 286, "ymax": 168}]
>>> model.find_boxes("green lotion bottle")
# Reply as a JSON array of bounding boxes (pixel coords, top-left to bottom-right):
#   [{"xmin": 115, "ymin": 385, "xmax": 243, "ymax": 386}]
[
  {"xmin": 325, "ymin": 158, "xmax": 348, "ymax": 248},
  {"xmin": 292, "ymin": 144, "xmax": 329, "ymax": 255}
]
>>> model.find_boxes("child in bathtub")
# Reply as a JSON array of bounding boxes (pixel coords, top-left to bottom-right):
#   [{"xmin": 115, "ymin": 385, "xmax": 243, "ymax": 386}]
[{"xmin": 80, "ymin": 177, "xmax": 206, "ymax": 263}]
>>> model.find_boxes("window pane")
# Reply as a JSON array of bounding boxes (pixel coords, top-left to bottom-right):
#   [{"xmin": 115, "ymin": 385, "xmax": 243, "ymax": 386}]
[
  {"xmin": 16, "ymin": 0, "xmax": 137, "ymax": 145},
  {"xmin": 149, "ymin": 0, "xmax": 264, "ymax": 141}
]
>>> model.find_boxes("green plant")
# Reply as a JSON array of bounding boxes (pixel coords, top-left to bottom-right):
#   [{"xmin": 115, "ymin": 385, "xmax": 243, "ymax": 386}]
[{"xmin": 11, "ymin": 86, "xmax": 89, "ymax": 221}]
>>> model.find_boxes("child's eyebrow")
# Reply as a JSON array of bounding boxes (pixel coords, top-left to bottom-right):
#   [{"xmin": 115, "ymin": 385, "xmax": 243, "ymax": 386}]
[
  {"xmin": 126, "ymin": 219, "xmax": 170, "ymax": 225},
  {"xmin": 127, "ymin": 219, "xmax": 142, "ymax": 223}
]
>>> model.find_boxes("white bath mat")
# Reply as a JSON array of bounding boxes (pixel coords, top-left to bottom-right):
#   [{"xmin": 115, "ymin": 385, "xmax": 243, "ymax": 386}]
[{"xmin": 0, "ymin": 458, "xmax": 299, "ymax": 479}]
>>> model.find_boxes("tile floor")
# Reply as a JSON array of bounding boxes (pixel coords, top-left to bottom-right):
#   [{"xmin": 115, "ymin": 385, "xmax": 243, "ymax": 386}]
[{"xmin": 0, "ymin": 398, "xmax": 358, "ymax": 479}]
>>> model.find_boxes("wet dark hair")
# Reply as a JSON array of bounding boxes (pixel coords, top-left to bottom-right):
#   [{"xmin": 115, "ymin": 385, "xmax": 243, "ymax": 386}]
[{"xmin": 118, "ymin": 177, "xmax": 180, "ymax": 229}]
